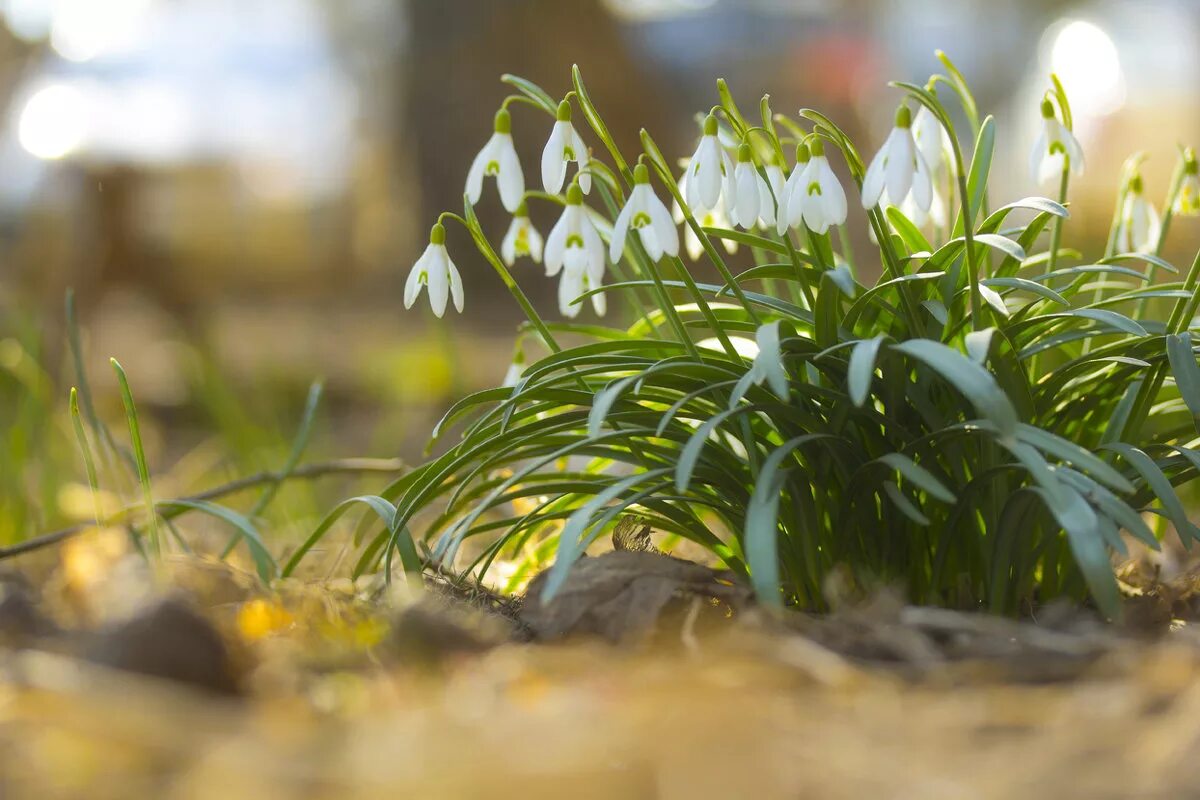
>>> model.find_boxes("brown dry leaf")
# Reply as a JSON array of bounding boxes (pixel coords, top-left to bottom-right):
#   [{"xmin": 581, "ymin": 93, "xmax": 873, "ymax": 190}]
[{"xmin": 521, "ymin": 550, "xmax": 747, "ymax": 643}]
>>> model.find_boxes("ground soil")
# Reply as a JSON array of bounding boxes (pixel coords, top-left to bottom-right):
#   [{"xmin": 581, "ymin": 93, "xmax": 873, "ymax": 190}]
[{"xmin": 3, "ymin": 538, "xmax": 1200, "ymax": 799}]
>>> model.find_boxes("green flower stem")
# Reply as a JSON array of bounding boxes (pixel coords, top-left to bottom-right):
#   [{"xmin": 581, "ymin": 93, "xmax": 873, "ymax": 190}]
[
  {"xmin": 1135, "ymin": 157, "xmax": 1186, "ymax": 320},
  {"xmin": 1046, "ymin": 165, "xmax": 1071, "ymax": 277},
  {"xmin": 1120, "ymin": 246, "xmax": 1200, "ymax": 442},
  {"xmin": 952, "ymin": 151, "xmax": 984, "ymax": 331},
  {"xmin": 836, "ymin": 224, "xmax": 857, "ymax": 277},
  {"xmin": 442, "ymin": 209, "xmax": 563, "ymax": 356},
  {"xmin": 867, "ymin": 207, "xmax": 924, "ymax": 333},
  {"xmin": 640, "ymin": 130, "xmax": 762, "ymax": 326}
]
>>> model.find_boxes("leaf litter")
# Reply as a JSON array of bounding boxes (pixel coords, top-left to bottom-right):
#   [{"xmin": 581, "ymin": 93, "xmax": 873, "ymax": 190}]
[{"xmin": 4, "ymin": 530, "xmax": 1200, "ymax": 798}]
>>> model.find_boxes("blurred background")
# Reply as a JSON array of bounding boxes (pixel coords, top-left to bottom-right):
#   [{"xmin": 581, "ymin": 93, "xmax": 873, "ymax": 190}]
[{"xmin": 3, "ymin": 0, "xmax": 1200, "ymax": 544}]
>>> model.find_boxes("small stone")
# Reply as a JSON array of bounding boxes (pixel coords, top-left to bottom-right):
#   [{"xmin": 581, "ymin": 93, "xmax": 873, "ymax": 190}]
[{"xmin": 85, "ymin": 597, "xmax": 240, "ymax": 695}]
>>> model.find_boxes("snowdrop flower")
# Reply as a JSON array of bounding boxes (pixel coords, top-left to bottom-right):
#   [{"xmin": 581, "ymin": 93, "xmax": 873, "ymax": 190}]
[
  {"xmin": 610, "ymin": 164, "xmax": 679, "ymax": 262},
  {"xmin": 757, "ymin": 156, "xmax": 785, "ymax": 228},
  {"xmin": 862, "ymin": 105, "xmax": 931, "ymax": 212},
  {"xmin": 502, "ymin": 348, "xmax": 525, "ymax": 387},
  {"xmin": 466, "ymin": 109, "xmax": 525, "ymax": 213},
  {"xmin": 1174, "ymin": 149, "xmax": 1200, "ymax": 217},
  {"xmin": 404, "ymin": 223, "xmax": 464, "ymax": 318},
  {"xmin": 912, "ymin": 103, "xmax": 953, "ymax": 178},
  {"xmin": 1029, "ymin": 97, "xmax": 1084, "ymax": 186},
  {"xmin": 684, "ymin": 114, "xmax": 735, "ymax": 212},
  {"xmin": 674, "ymin": 167, "xmax": 737, "ymax": 261},
  {"xmin": 776, "ymin": 143, "xmax": 811, "ymax": 235},
  {"xmin": 728, "ymin": 143, "xmax": 771, "ymax": 230},
  {"xmin": 546, "ymin": 182, "xmax": 606, "ymax": 317},
  {"xmin": 500, "ymin": 202, "xmax": 543, "ymax": 266},
  {"xmin": 1117, "ymin": 173, "xmax": 1161, "ymax": 253},
  {"xmin": 541, "ymin": 100, "xmax": 590, "ymax": 195},
  {"xmin": 796, "ymin": 139, "xmax": 847, "ymax": 235}
]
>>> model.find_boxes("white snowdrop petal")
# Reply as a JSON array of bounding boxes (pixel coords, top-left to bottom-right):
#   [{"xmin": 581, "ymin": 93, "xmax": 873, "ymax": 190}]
[
  {"xmin": 648, "ymin": 194, "xmax": 679, "ymax": 258},
  {"xmin": 426, "ymin": 248, "xmax": 450, "ymax": 318},
  {"xmin": 544, "ymin": 214, "xmax": 569, "ymax": 276},
  {"xmin": 861, "ymin": 145, "xmax": 887, "ymax": 209},
  {"xmin": 885, "ymin": 129, "xmax": 915, "ymax": 207},
  {"xmin": 541, "ymin": 123, "xmax": 567, "ymax": 195},
  {"xmin": 910, "ymin": 150, "xmax": 933, "ymax": 212},
  {"xmin": 447, "ymin": 257, "xmax": 464, "ymax": 313},
  {"xmin": 497, "ymin": 137, "xmax": 525, "ymax": 213},
  {"xmin": 609, "ymin": 196, "xmax": 635, "ymax": 263}
]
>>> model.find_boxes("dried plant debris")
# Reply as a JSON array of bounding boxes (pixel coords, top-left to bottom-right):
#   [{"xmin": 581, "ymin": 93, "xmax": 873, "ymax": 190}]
[
  {"xmin": 521, "ymin": 550, "xmax": 749, "ymax": 643},
  {"xmin": 83, "ymin": 597, "xmax": 242, "ymax": 695}
]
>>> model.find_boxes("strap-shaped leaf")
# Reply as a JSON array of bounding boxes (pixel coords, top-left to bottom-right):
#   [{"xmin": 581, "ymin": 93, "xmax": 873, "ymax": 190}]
[
  {"xmin": 848, "ymin": 336, "xmax": 885, "ymax": 406},
  {"xmin": 892, "ymin": 340, "xmax": 1019, "ymax": 436},
  {"xmin": 159, "ymin": 499, "xmax": 276, "ymax": 583},
  {"xmin": 874, "ymin": 452, "xmax": 956, "ymax": 503},
  {"xmin": 883, "ymin": 482, "xmax": 930, "ymax": 525},
  {"xmin": 1166, "ymin": 333, "xmax": 1200, "ymax": 430},
  {"xmin": 1101, "ymin": 443, "xmax": 1200, "ymax": 544}
]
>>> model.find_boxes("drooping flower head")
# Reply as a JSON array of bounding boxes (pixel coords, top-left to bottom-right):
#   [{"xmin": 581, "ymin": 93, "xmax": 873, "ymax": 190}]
[
  {"xmin": 404, "ymin": 222, "xmax": 464, "ymax": 318},
  {"xmin": 684, "ymin": 113, "xmax": 734, "ymax": 212},
  {"xmin": 728, "ymin": 142, "xmax": 770, "ymax": 230},
  {"xmin": 1117, "ymin": 172, "xmax": 1161, "ymax": 254},
  {"xmin": 501, "ymin": 201, "xmax": 544, "ymax": 266},
  {"xmin": 912, "ymin": 88, "xmax": 954, "ymax": 177},
  {"xmin": 1174, "ymin": 148, "xmax": 1200, "ymax": 217},
  {"xmin": 466, "ymin": 109, "xmax": 525, "ymax": 213},
  {"xmin": 797, "ymin": 138, "xmax": 848, "ymax": 235},
  {"xmin": 777, "ymin": 142, "xmax": 811, "ymax": 235},
  {"xmin": 757, "ymin": 155, "xmax": 785, "ymax": 228},
  {"xmin": 541, "ymin": 100, "xmax": 591, "ymax": 195},
  {"xmin": 546, "ymin": 182, "xmax": 606, "ymax": 317},
  {"xmin": 610, "ymin": 163, "xmax": 679, "ymax": 262},
  {"xmin": 1030, "ymin": 96, "xmax": 1084, "ymax": 186},
  {"xmin": 675, "ymin": 166, "xmax": 737, "ymax": 261},
  {"xmin": 862, "ymin": 104, "xmax": 932, "ymax": 212}
]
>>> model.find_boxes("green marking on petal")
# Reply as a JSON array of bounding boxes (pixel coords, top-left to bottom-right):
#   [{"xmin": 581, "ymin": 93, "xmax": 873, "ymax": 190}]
[
  {"xmin": 632, "ymin": 211, "xmax": 652, "ymax": 229},
  {"xmin": 563, "ymin": 146, "xmax": 575, "ymax": 160},
  {"xmin": 807, "ymin": 181, "xmax": 822, "ymax": 197},
  {"xmin": 486, "ymin": 160, "xmax": 500, "ymax": 176},
  {"xmin": 566, "ymin": 234, "xmax": 585, "ymax": 248},
  {"xmin": 1048, "ymin": 141, "xmax": 1067, "ymax": 157}
]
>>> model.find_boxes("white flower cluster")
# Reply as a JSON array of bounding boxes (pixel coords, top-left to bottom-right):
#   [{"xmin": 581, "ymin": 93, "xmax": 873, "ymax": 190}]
[{"xmin": 405, "ymin": 82, "xmax": 1156, "ymax": 318}]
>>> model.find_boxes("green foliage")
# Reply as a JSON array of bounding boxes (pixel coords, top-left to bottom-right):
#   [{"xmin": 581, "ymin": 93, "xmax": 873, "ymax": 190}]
[{"xmin": 335, "ymin": 56, "xmax": 1200, "ymax": 620}]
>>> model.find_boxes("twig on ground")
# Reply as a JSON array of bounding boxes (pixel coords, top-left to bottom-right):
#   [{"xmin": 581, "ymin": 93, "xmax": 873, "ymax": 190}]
[{"xmin": 0, "ymin": 458, "xmax": 406, "ymax": 561}]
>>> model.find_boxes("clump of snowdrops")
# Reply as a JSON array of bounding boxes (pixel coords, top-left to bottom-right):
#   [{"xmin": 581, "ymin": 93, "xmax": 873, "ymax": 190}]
[{"xmin": 293, "ymin": 53, "xmax": 1200, "ymax": 620}]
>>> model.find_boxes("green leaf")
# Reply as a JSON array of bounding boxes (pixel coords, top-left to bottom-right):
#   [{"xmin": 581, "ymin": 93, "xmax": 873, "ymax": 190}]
[
  {"xmin": 500, "ymin": 74, "xmax": 557, "ymax": 115},
  {"xmin": 1014, "ymin": 423, "xmax": 1134, "ymax": 493},
  {"xmin": 982, "ymin": 277, "xmax": 1069, "ymax": 307},
  {"xmin": 676, "ymin": 406, "xmax": 756, "ymax": 492},
  {"xmin": 954, "ymin": 115, "xmax": 994, "ymax": 235},
  {"xmin": 1101, "ymin": 443, "xmax": 1200, "ymax": 544},
  {"xmin": 883, "ymin": 482, "xmax": 930, "ymax": 525},
  {"xmin": 159, "ymin": 499, "xmax": 277, "ymax": 583},
  {"xmin": 875, "ymin": 452, "xmax": 956, "ymax": 503},
  {"xmin": 972, "ymin": 233, "xmax": 1025, "ymax": 262},
  {"xmin": 752, "ymin": 321, "xmax": 789, "ymax": 400},
  {"xmin": 885, "ymin": 206, "xmax": 933, "ymax": 254},
  {"xmin": 111, "ymin": 358, "xmax": 159, "ymax": 555},
  {"xmin": 892, "ymin": 340, "xmax": 1018, "ymax": 436},
  {"xmin": 1166, "ymin": 333, "xmax": 1200, "ymax": 430},
  {"xmin": 848, "ymin": 336, "xmax": 885, "ymax": 406}
]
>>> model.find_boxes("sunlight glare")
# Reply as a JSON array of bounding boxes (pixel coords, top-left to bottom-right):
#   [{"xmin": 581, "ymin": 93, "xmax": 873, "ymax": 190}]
[{"xmin": 1048, "ymin": 19, "xmax": 1125, "ymax": 118}]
